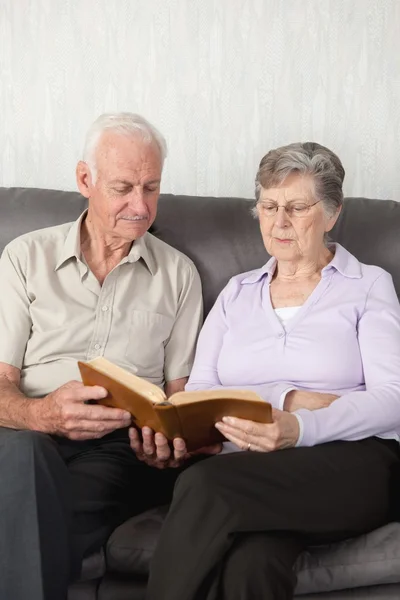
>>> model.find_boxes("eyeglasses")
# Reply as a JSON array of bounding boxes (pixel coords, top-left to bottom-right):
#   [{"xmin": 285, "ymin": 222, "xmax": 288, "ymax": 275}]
[{"xmin": 256, "ymin": 199, "xmax": 322, "ymax": 218}]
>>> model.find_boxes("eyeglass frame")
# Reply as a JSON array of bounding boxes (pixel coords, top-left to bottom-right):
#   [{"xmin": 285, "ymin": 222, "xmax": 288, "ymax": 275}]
[{"xmin": 256, "ymin": 198, "xmax": 322, "ymax": 218}]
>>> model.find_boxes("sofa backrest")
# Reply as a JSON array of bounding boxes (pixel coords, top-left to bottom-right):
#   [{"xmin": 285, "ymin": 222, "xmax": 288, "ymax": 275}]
[{"xmin": 1, "ymin": 187, "xmax": 400, "ymax": 316}]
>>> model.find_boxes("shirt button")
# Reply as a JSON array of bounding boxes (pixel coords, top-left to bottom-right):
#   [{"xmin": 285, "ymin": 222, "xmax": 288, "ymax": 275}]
[
  {"xmin": 94, "ymin": 343, "xmax": 101, "ymax": 350},
  {"xmin": 277, "ymin": 332, "xmax": 285, "ymax": 338},
  {"xmin": 101, "ymin": 305, "xmax": 109, "ymax": 312}
]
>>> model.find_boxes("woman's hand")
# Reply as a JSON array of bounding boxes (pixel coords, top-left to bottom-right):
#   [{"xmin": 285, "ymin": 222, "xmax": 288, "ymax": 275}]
[
  {"xmin": 129, "ymin": 426, "xmax": 222, "ymax": 469},
  {"xmin": 284, "ymin": 390, "xmax": 339, "ymax": 412},
  {"xmin": 215, "ymin": 408, "xmax": 300, "ymax": 452}
]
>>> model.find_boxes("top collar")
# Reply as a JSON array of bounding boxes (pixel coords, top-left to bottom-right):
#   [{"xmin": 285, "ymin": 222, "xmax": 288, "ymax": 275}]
[{"xmin": 241, "ymin": 243, "xmax": 362, "ymax": 285}]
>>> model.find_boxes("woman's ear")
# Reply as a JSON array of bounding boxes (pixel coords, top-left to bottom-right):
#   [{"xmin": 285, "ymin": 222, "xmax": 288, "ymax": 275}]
[{"xmin": 325, "ymin": 205, "xmax": 342, "ymax": 233}]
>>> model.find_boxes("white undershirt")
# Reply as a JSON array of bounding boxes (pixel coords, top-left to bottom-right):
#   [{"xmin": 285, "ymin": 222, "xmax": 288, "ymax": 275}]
[{"xmin": 274, "ymin": 306, "xmax": 301, "ymax": 327}]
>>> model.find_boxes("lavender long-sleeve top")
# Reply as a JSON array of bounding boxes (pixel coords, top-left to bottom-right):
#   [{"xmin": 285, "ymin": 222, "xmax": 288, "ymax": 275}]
[{"xmin": 185, "ymin": 244, "xmax": 400, "ymax": 447}]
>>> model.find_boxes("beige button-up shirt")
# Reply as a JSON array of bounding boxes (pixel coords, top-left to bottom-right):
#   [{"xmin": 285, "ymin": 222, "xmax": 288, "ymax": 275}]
[{"xmin": 0, "ymin": 212, "xmax": 203, "ymax": 398}]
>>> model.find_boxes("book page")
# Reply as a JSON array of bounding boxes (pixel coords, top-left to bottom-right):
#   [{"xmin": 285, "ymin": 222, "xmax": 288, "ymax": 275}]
[
  {"xmin": 170, "ymin": 389, "xmax": 265, "ymax": 406},
  {"xmin": 83, "ymin": 357, "xmax": 166, "ymax": 403}
]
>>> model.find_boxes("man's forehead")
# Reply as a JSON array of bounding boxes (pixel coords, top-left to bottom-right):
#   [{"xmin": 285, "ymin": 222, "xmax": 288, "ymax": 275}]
[
  {"xmin": 96, "ymin": 132, "xmax": 161, "ymax": 163},
  {"xmin": 95, "ymin": 134, "xmax": 162, "ymax": 180}
]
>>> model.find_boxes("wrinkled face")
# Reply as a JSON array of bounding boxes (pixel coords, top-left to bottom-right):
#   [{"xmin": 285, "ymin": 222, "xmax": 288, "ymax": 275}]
[
  {"xmin": 77, "ymin": 132, "xmax": 163, "ymax": 241},
  {"xmin": 256, "ymin": 173, "xmax": 340, "ymax": 262}
]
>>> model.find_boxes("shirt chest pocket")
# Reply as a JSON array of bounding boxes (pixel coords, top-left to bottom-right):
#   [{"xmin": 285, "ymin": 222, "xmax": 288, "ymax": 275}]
[{"xmin": 125, "ymin": 310, "xmax": 175, "ymax": 375}]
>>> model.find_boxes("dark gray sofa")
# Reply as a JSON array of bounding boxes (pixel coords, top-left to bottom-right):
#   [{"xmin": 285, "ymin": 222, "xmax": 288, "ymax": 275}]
[{"xmin": 1, "ymin": 186, "xmax": 400, "ymax": 599}]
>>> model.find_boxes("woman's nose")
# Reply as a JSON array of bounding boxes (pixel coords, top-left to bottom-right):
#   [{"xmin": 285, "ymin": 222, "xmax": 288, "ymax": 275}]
[{"xmin": 274, "ymin": 207, "xmax": 290, "ymax": 227}]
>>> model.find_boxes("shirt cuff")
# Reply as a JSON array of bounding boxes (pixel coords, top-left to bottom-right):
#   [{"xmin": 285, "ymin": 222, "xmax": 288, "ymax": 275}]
[
  {"xmin": 220, "ymin": 441, "xmax": 243, "ymax": 454},
  {"xmin": 164, "ymin": 362, "xmax": 192, "ymax": 382},
  {"xmin": 293, "ymin": 413, "xmax": 304, "ymax": 447},
  {"xmin": 278, "ymin": 387, "xmax": 297, "ymax": 411},
  {"xmin": 293, "ymin": 408, "xmax": 318, "ymax": 447}
]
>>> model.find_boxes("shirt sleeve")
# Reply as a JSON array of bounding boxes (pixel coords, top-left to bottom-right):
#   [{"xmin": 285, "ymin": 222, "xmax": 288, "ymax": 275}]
[
  {"xmin": 0, "ymin": 243, "xmax": 32, "ymax": 368},
  {"xmin": 163, "ymin": 261, "xmax": 203, "ymax": 382},
  {"xmin": 186, "ymin": 280, "xmax": 296, "ymax": 409},
  {"xmin": 296, "ymin": 271, "xmax": 400, "ymax": 446}
]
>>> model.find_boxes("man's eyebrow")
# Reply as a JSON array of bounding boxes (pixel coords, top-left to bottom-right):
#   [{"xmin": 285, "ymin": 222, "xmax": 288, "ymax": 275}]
[
  {"xmin": 109, "ymin": 179, "xmax": 132, "ymax": 186},
  {"xmin": 108, "ymin": 179, "xmax": 161, "ymax": 186},
  {"xmin": 260, "ymin": 197, "xmax": 308, "ymax": 203}
]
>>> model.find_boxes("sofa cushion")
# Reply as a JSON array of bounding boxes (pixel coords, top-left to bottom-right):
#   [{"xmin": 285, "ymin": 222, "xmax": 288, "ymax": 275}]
[
  {"xmin": 80, "ymin": 548, "xmax": 106, "ymax": 581},
  {"xmin": 106, "ymin": 505, "xmax": 169, "ymax": 576},
  {"xmin": 295, "ymin": 523, "xmax": 400, "ymax": 594},
  {"xmin": 105, "ymin": 507, "xmax": 400, "ymax": 595}
]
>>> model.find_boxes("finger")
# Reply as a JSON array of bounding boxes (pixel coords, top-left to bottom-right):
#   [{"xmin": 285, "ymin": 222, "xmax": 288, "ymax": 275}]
[
  {"xmin": 70, "ymin": 384, "xmax": 109, "ymax": 402},
  {"xmin": 154, "ymin": 432, "xmax": 172, "ymax": 462},
  {"xmin": 63, "ymin": 419, "xmax": 129, "ymax": 434},
  {"xmin": 215, "ymin": 422, "xmax": 262, "ymax": 450},
  {"xmin": 63, "ymin": 380, "xmax": 87, "ymax": 390},
  {"xmin": 129, "ymin": 427, "xmax": 143, "ymax": 453},
  {"xmin": 172, "ymin": 437, "xmax": 187, "ymax": 462},
  {"xmin": 67, "ymin": 429, "xmax": 115, "ymax": 441},
  {"xmin": 221, "ymin": 416, "xmax": 264, "ymax": 436},
  {"xmin": 216, "ymin": 428, "xmax": 263, "ymax": 452},
  {"xmin": 142, "ymin": 427, "xmax": 156, "ymax": 456},
  {"xmin": 271, "ymin": 408, "xmax": 285, "ymax": 422},
  {"xmin": 74, "ymin": 404, "xmax": 132, "ymax": 422}
]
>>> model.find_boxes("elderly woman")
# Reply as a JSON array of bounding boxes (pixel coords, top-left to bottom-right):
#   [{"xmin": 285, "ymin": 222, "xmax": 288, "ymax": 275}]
[{"xmin": 146, "ymin": 142, "xmax": 400, "ymax": 600}]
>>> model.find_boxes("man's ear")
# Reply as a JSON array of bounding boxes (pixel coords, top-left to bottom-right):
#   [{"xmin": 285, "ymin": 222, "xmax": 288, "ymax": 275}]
[{"xmin": 76, "ymin": 161, "xmax": 93, "ymax": 199}]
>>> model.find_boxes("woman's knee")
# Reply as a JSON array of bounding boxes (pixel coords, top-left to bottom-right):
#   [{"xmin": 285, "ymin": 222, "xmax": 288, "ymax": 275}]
[{"xmin": 174, "ymin": 455, "xmax": 229, "ymax": 500}]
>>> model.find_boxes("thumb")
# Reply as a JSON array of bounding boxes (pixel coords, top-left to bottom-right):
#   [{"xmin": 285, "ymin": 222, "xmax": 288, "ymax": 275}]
[{"xmin": 271, "ymin": 407, "xmax": 284, "ymax": 422}]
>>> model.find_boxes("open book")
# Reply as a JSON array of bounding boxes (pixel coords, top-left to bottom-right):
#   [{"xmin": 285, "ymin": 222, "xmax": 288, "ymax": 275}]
[{"xmin": 78, "ymin": 357, "xmax": 272, "ymax": 451}]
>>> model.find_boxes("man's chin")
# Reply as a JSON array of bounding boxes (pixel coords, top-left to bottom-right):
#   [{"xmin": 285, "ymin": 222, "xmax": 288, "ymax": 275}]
[{"xmin": 119, "ymin": 222, "xmax": 148, "ymax": 236}]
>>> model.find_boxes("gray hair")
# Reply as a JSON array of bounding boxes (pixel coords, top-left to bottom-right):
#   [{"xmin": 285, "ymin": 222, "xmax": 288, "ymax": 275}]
[
  {"xmin": 254, "ymin": 142, "xmax": 345, "ymax": 216},
  {"xmin": 82, "ymin": 112, "xmax": 167, "ymax": 182}
]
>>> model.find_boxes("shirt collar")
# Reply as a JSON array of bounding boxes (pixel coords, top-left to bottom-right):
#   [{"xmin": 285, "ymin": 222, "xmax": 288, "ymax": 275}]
[
  {"xmin": 241, "ymin": 243, "xmax": 362, "ymax": 285},
  {"xmin": 124, "ymin": 233, "xmax": 156, "ymax": 275},
  {"xmin": 322, "ymin": 243, "xmax": 362, "ymax": 279},
  {"xmin": 55, "ymin": 210, "xmax": 87, "ymax": 270},
  {"xmin": 55, "ymin": 209, "xmax": 156, "ymax": 275}
]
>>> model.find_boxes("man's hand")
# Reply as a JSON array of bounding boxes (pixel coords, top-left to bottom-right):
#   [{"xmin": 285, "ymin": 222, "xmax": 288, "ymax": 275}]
[
  {"xmin": 30, "ymin": 380, "xmax": 132, "ymax": 439},
  {"xmin": 129, "ymin": 426, "xmax": 222, "ymax": 469},
  {"xmin": 215, "ymin": 408, "xmax": 300, "ymax": 452},
  {"xmin": 284, "ymin": 390, "xmax": 339, "ymax": 412}
]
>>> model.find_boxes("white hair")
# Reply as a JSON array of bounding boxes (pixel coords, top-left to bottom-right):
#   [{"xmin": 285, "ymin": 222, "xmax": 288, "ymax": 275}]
[{"xmin": 82, "ymin": 112, "xmax": 168, "ymax": 182}]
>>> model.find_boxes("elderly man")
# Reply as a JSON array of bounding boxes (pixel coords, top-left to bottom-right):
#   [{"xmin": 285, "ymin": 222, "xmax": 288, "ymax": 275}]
[{"xmin": 0, "ymin": 113, "xmax": 209, "ymax": 600}]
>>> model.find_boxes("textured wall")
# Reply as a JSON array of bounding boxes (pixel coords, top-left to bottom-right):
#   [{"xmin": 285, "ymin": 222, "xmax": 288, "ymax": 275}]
[{"xmin": 0, "ymin": 0, "xmax": 399, "ymax": 199}]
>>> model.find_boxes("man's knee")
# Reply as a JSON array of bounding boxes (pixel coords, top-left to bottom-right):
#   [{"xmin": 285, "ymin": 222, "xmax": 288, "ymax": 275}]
[
  {"xmin": 0, "ymin": 428, "xmax": 60, "ymax": 477},
  {"xmin": 0, "ymin": 428, "xmax": 54, "ymax": 454}
]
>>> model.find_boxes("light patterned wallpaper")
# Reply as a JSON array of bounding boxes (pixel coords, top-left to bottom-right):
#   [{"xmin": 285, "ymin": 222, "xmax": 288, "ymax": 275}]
[{"xmin": 0, "ymin": 0, "xmax": 399, "ymax": 200}]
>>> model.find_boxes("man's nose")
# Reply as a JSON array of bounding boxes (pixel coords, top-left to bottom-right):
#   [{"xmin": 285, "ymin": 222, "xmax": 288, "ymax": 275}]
[{"xmin": 127, "ymin": 188, "xmax": 147, "ymax": 212}]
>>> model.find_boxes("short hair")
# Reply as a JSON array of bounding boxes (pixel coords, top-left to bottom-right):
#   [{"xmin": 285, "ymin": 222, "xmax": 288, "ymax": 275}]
[
  {"xmin": 254, "ymin": 142, "xmax": 345, "ymax": 216},
  {"xmin": 82, "ymin": 112, "xmax": 167, "ymax": 181}
]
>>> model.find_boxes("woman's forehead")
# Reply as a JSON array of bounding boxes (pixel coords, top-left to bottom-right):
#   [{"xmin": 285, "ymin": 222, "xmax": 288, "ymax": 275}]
[{"xmin": 260, "ymin": 173, "xmax": 315, "ymax": 200}]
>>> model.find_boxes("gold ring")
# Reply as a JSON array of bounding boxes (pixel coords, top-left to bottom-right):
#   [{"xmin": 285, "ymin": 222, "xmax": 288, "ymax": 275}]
[{"xmin": 247, "ymin": 442, "xmax": 251, "ymax": 451}]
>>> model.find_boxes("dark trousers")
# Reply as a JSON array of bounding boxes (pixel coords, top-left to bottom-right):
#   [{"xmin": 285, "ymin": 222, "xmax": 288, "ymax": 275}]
[
  {"xmin": 146, "ymin": 437, "xmax": 400, "ymax": 600},
  {"xmin": 0, "ymin": 427, "xmax": 181, "ymax": 600}
]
